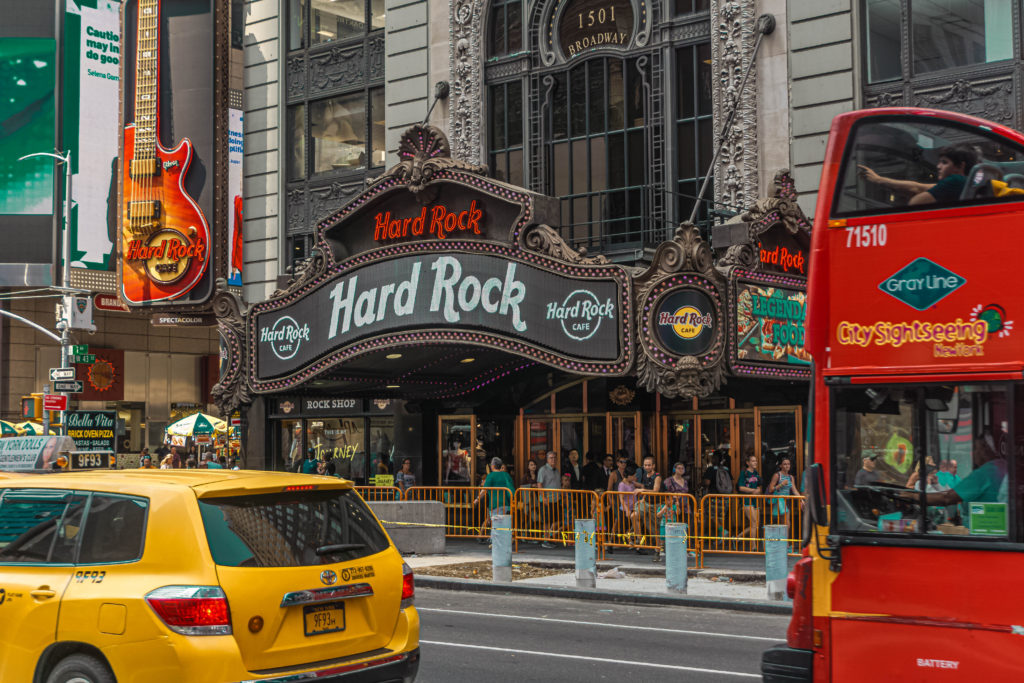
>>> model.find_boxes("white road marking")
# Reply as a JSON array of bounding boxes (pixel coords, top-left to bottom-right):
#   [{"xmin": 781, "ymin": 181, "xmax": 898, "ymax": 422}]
[
  {"xmin": 419, "ymin": 640, "xmax": 759, "ymax": 678},
  {"xmin": 417, "ymin": 607, "xmax": 779, "ymax": 642}
]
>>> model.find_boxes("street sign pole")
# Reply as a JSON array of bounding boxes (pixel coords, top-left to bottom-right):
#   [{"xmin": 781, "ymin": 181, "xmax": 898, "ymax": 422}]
[{"xmin": 42, "ymin": 384, "xmax": 50, "ymax": 435}]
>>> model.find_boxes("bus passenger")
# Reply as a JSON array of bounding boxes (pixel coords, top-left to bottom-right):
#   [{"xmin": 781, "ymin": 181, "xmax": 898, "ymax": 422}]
[
  {"xmin": 918, "ymin": 436, "xmax": 1006, "ymax": 507},
  {"xmin": 857, "ymin": 144, "xmax": 978, "ymax": 206}
]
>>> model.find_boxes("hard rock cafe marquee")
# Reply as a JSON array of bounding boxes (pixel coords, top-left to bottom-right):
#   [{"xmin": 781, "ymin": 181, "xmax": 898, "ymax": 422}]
[{"xmin": 211, "ymin": 126, "xmax": 811, "ymax": 478}]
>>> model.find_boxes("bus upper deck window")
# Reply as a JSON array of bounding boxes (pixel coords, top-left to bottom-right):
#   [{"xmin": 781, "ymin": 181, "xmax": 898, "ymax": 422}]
[{"xmin": 831, "ymin": 118, "xmax": 1024, "ymax": 218}]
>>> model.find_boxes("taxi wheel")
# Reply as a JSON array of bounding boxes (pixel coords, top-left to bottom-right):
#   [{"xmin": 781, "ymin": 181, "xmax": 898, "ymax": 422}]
[{"xmin": 46, "ymin": 654, "xmax": 115, "ymax": 683}]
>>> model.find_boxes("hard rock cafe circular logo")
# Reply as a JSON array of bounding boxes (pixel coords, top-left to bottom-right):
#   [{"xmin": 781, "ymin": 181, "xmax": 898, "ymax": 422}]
[
  {"xmin": 88, "ymin": 358, "xmax": 116, "ymax": 392},
  {"xmin": 654, "ymin": 289, "xmax": 715, "ymax": 357}
]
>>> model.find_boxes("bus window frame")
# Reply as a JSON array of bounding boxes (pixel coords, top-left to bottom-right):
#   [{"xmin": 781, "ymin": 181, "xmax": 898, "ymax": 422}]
[
  {"xmin": 828, "ymin": 114, "xmax": 1024, "ymax": 221},
  {"xmin": 828, "ymin": 379, "xmax": 1023, "ymax": 550}
]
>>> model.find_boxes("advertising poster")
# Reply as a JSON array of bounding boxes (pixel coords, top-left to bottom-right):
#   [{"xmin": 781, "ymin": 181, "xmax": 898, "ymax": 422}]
[
  {"xmin": 735, "ymin": 283, "xmax": 809, "ymax": 366},
  {"xmin": 228, "ymin": 107, "xmax": 243, "ymax": 285},
  {"xmin": 65, "ymin": 0, "xmax": 121, "ymax": 271},
  {"xmin": 0, "ymin": 38, "xmax": 56, "ymax": 214},
  {"xmin": 66, "ymin": 410, "xmax": 117, "ymax": 452}
]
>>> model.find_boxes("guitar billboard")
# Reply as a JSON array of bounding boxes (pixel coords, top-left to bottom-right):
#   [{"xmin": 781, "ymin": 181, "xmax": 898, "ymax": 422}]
[{"xmin": 118, "ymin": 0, "xmax": 232, "ymax": 307}]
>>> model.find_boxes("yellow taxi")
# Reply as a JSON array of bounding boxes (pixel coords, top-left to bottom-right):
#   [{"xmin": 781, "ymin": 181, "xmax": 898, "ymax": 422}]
[{"xmin": 0, "ymin": 470, "xmax": 419, "ymax": 682}]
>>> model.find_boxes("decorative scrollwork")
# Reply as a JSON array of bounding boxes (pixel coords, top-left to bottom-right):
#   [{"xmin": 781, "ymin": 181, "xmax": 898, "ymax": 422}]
[
  {"xmin": 718, "ymin": 243, "xmax": 757, "ymax": 268},
  {"xmin": 449, "ymin": 0, "xmax": 485, "ymax": 163},
  {"xmin": 521, "ymin": 224, "xmax": 609, "ymax": 265},
  {"xmin": 741, "ymin": 169, "xmax": 812, "ymax": 238},
  {"xmin": 370, "ymin": 124, "xmax": 488, "ymax": 202},
  {"xmin": 210, "ymin": 278, "xmax": 252, "ymax": 416},
  {"xmin": 271, "ymin": 246, "xmax": 329, "ymax": 299}
]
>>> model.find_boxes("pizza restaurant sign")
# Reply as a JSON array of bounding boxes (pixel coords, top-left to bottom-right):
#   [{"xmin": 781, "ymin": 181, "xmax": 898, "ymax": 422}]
[{"xmin": 251, "ymin": 251, "xmax": 627, "ymax": 383}]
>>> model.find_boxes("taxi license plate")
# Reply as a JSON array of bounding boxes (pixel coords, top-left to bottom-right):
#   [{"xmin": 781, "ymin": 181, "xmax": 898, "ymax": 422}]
[{"xmin": 303, "ymin": 602, "xmax": 345, "ymax": 636}]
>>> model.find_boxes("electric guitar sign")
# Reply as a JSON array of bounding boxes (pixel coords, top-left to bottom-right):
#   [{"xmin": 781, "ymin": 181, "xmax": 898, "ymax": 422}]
[{"xmin": 120, "ymin": 0, "xmax": 211, "ymax": 304}]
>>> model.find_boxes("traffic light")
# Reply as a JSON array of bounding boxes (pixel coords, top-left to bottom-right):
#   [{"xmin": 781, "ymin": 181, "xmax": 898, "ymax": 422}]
[{"xmin": 21, "ymin": 394, "xmax": 41, "ymax": 419}]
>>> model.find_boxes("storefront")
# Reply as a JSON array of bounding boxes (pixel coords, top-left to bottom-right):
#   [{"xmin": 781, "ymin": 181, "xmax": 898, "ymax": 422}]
[{"xmin": 213, "ymin": 126, "xmax": 810, "ymax": 491}]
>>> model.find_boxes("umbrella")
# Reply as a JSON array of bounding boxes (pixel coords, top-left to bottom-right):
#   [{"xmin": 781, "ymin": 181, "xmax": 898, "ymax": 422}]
[
  {"xmin": 16, "ymin": 421, "xmax": 55, "ymax": 436},
  {"xmin": 0, "ymin": 420, "xmax": 19, "ymax": 436},
  {"xmin": 166, "ymin": 412, "xmax": 228, "ymax": 437}
]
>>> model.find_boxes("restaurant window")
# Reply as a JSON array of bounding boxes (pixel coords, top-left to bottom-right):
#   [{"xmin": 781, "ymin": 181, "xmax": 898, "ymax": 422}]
[
  {"xmin": 369, "ymin": 417, "xmax": 395, "ymax": 474},
  {"xmin": 277, "ymin": 420, "xmax": 304, "ymax": 472},
  {"xmin": 308, "ymin": 418, "xmax": 367, "ymax": 483},
  {"xmin": 488, "ymin": 80, "xmax": 525, "ymax": 185},
  {"xmin": 289, "ymin": 0, "xmax": 385, "ymax": 49},
  {"xmin": 297, "ymin": 88, "xmax": 385, "ymax": 177},
  {"xmin": 673, "ymin": 0, "xmax": 710, "ymax": 15},
  {"xmin": 832, "ymin": 383, "xmax": 1021, "ymax": 541},
  {"xmin": 864, "ymin": 0, "xmax": 1015, "ymax": 84},
  {"xmin": 675, "ymin": 42, "xmax": 714, "ymax": 228},
  {"xmin": 488, "ymin": 0, "xmax": 523, "ymax": 58},
  {"xmin": 546, "ymin": 57, "xmax": 648, "ymax": 251}
]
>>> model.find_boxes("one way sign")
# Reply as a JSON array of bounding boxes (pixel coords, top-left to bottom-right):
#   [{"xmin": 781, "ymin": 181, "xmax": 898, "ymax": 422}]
[{"xmin": 49, "ymin": 367, "xmax": 76, "ymax": 381}]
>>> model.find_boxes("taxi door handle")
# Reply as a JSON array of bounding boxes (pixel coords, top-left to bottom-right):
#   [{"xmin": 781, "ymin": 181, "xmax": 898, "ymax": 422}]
[{"xmin": 30, "ymin": 589, "xmax": 57, "ymax": 600}]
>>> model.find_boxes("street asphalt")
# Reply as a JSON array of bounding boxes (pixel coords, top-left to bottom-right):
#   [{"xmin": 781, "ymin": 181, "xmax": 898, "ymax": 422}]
[{"xmin": 414, "ymin": 587, "xmax": 788, "ymax": 682}]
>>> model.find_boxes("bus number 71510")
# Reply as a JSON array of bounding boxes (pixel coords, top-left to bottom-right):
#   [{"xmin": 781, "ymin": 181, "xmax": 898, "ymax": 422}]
[{"xmin": 845, "ymin": 224, "xmax": 887, "ymax": 248}]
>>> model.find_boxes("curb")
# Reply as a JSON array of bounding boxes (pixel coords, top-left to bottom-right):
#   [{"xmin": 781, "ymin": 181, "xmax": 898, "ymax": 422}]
[{"xmin": 414, "ymin": 575, "xmax": 793, "ymax": 615}]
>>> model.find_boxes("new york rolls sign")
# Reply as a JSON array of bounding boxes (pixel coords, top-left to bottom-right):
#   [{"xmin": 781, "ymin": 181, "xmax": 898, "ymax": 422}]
[{"xmin": 252, "ymin": 252, "xmax": 628, "ymax": 383}]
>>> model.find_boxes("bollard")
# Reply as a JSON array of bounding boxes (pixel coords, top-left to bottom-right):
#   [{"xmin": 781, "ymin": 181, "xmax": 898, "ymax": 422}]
[
  {"xmin": 665, "ymin": 523, "xmax": 688, "ymax": 594},
  {"xmin": 491, "ymin": 514, "xmax": 512, "ymax": 582},
  {"xmin": 575, "ymin": 519, "xmax": 596, "ymax": 588},
  {"xmin": 765, "ymin": 524, "xmax": 788, "ymax": 600}
]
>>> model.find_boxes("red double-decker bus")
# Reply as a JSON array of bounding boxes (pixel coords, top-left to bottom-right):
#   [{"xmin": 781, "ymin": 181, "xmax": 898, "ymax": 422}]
[{"xmin": 762, "ymin": 108, "xmax": 1024, "ymax": 681}]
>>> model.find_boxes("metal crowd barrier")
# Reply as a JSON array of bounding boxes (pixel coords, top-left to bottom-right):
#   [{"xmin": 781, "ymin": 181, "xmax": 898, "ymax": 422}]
[
  {"xmin": 354, "ymin": 485, "xmax": 403, "ymax": 501},
  {"xmin": 512, "ymin": 487, "xmax": 601, "ymax": 547},
  {"xmin": 699, "ymin": 494, "xmax": 803, "ymax": 559},
  {"xmin": 402, "ymin": 486, "xmax": 513, "ymax": 539},
  {"xmin": 356, "ymin": 484, "xmax": 803, "ymax": 561}
]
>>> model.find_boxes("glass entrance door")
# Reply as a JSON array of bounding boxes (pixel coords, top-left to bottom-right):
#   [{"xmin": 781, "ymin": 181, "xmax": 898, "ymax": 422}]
[{"xmin": 439, "ymin": 416, "xmax": 476, "ymax": 485}]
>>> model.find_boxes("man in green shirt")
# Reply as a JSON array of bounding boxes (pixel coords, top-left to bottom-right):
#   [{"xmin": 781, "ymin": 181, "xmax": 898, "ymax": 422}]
[
  {"xmin": 475, "ymin": 458, "xmax": 515, "ymax": 542},
  {"xmin": 921, "ymin": 436, "xmax": 1006, "ymax": 506}
]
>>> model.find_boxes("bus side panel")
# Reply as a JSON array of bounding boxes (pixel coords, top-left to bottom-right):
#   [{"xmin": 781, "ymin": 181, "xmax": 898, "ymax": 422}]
[
  {"xmin": 830, "ymin": 547, "xmax": 1024, "ymax": 626},
  {"xmin": 830, "ymin": 619, "xmax": 1018, "ymax": 681}
]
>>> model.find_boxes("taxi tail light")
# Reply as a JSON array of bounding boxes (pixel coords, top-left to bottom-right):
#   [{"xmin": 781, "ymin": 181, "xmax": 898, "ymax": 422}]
[
  {"xmin": 401, "ymin": 562, "xmax": 414, "ymax": 609},
  {"xmin": 786, "ymin": 557, "xmax": 814, "ymax": 650},
  {"xmin": 146, "ymin": 586, "xmax": 233, "ymax": 636}
]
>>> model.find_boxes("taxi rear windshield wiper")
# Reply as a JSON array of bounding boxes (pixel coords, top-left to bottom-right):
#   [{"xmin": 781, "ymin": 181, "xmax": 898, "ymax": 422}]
[{"xmin": 315, "ymin": 543, "xmax": 366, "ymax": 555}]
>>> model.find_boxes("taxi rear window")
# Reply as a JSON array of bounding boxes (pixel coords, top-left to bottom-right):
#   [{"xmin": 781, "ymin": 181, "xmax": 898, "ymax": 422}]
[{"xmin": 198, "ymin": 489, "xmax": 390, "ymax": 567}]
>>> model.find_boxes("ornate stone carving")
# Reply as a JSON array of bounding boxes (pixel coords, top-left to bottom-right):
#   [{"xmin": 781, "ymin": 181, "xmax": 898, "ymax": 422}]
[
  {"xmin": 286, "ymin": 55, "xmax": 305, "ymax": 101},
  {"xmin": 369, "ymin": 125, "xmax": 489, "ymax": 203},
  {"xmin": 912, "ymin": 78, "xmax": 1015, "ymax": 126},
  {"xmin": 286, "ymin": 189, "xmax": 307, "ymax": 235},
  {"xmin": 709, "ymin": 1, "xmax": 758, "ymax": 211},
  {"xmin": 521, "ymin": 224, "xmax": 609, "ymax": 264},
  {"xmin": 309, "ymin": 181, "xmax": 366, "ymax": 225},
  {"xmin": 865, "ymin": 89, "xmax": 904, "ymax": 109},
  {"xmin": 485, "ymin": 57, "xmax": 529, "ymax": 81},
  {"xmin": 449, "ymin": 0, "xmax": 485, "ymax": 164},
  {"xmin": 309, "ymin": 44, "xmax": 365, "ymax": 93},
  {"xmin": 634, "ymin": 224, "xmax": 728, "ymax": 398},
  {"xmin": 367, "ymin": 34, "xmax": 385, "ymax": 81},
  {"xmin": 211, "ymin": 279, "xmax": 252, "ymax": 416},
  {"xmin": 270, "ymin": 246, "xmax": 330, "ymax": 299}
]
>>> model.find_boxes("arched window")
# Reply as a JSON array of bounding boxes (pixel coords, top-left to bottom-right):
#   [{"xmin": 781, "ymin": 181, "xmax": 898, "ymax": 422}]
[{"xmin": 488, "ymin": 0, "xmax": 523, "ymax": 58}]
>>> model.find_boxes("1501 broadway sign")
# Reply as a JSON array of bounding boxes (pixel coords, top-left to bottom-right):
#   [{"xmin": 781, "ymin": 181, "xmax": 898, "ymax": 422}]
[{"xmin": 251, "ymin": 250, "xmax": 629, "ymax": 384}]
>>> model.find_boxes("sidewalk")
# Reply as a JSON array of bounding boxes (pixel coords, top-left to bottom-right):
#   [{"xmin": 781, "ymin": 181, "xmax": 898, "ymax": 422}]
[{"xmin": 406, "ymin": 539, "xmax": 797, "ymax": 614}]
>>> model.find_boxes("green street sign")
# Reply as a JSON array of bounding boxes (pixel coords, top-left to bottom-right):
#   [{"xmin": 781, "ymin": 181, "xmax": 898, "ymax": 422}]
[
  {"xmin": 72, "ymin": 354, "xmax": 96, "ymax": 364},
  {"xmin": 71, "ymin": 344, "xmax": 89, "ymax": 355}
]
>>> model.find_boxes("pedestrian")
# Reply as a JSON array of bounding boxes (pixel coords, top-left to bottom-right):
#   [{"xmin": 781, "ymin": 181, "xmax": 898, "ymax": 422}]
[
  {"xmin": 767, "ymin": 457, "xmax": 795, "ymax": 531},
  {"xmin": 395, "ymin": 458, "xmax": 416, "ymax": 492},
  {"xmin": 654, "ymin": 461, "xmax": 689, "ymax": 562},
  {"xmin": 185, "ymin": 457, "xmax": 197, "ymax": 469},
  {"xmin": 737, "ymin": 452, "xmax": 762, "ymax": 547},
  {"xmin": 474, "ymin": 457, "xmax": 515, "ymax": 543},
  {"xmin": 537, "ymin": 451, "xmax": 561, "ymax": 548},
  {"xmin": 159, "ymin": 455, "xmax": 174, "ymax": 469},
  {"xmin": 564, "ymin": 449, "xmax": 584, "ymax": 489},
  {"xmin": 218, "ymin": 455, "xmax": 228, "ymax": 468},
  {"xmin": 155, "ymin": 443, "xmax": 170, "ymax": 461},
  {"xmin": 617, "ymin": 463, "xmax": 642, "ymax": 549},
  {"xmin": 633, "ymin": 455, "xmax": 661, "ymax": 554},
  {"xmin": 581, "ymin": 451, "xmax": 605, "ymax": 492},
  {"xmin": 138, "ymin": 454, "xmax": 156, "ymax": 469},
  {"xmin": 205, "ymin": 453, "xmax": 224, "ymax": 470},
  {"xmin": 301, "ymin": 448, "xmax": 318, "ymax": 474},
  {"xmin": 169, "ymin": 446, "xmax": 182, "ymax": 469}
]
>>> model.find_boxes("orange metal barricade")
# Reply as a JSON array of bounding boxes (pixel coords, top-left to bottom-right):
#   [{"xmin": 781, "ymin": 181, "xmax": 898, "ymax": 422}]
[
  {"xmin": 403, "ymin": 486, "xmax": 513, "ymax": 539},
  {"xmin": 354, "ymin": 485, "xmax": 403, "ymax": 501},
  {"xmin": 512, "ymin": 488, "xmax": 601, "ymax": 547},
  {"xmin": 596, "ymin": 491, "xmax": 699, "ymax": 558},
  {"xmin": 699, "ymin": 494, "xmax": 803, "ymax": 558}
]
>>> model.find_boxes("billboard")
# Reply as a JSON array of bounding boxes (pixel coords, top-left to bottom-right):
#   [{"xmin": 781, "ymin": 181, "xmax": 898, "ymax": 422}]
[
  {"xmin": 118, "ymin": 0, "xmax": 229, "ymax": 307},
  {"xmin": 65, "ymin": 0, "xmax": 122, "ymax": 271},
  {"xmin": 0, "ymin": 35, "xmax": 56, "ymax": 285}
]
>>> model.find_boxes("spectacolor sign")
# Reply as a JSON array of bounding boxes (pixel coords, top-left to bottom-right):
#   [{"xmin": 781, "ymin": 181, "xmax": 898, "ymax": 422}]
[
  {"xmin": 252, "ymin": 251, "xmax": 627, "ymax": 382},
  {"xmin": 878, "ymin": 257, "xmax": 965, "ymax": 311}
]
